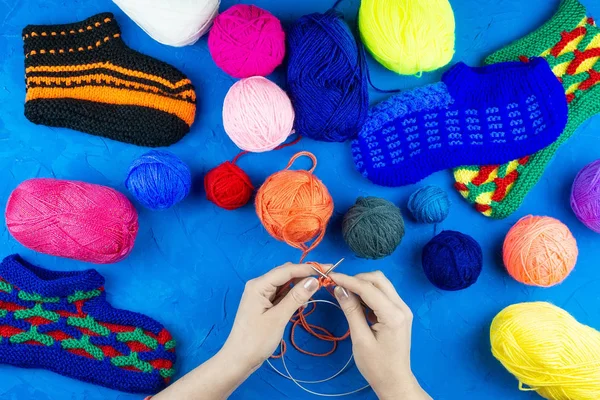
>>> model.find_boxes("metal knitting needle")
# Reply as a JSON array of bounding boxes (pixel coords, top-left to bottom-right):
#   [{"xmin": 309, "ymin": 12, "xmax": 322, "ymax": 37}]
[
  {"xmin": 309, "ymin": 258, "xmax": 344, "ymax": 279},
  {"xmin": 324, "ymin": 258, "xmax": 344, "ymax": 276}
]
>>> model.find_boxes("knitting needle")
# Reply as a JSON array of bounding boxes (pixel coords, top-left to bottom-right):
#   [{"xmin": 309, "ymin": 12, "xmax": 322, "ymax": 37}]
[
  {"xmin": 309, "ymin": 258, "xmax": 344, "ymax": 279},
  {"xmin": 324, "ymin": 258, "xmax": 344, "ymax": 276}
]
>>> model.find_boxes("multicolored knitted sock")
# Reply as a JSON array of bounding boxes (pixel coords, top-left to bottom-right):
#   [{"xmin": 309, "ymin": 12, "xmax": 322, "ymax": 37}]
[
  {"xmin": 454, "ymin": 0, "xmax": 600, "ymax": 218},
  {"xmin": 351, "ymin": 58, "xmax": 567, "ymax": 187},
  {"xmin": 0, "ymin": 254, "xmax": 176, "ymax": 394},
  {"xmin": 23, "ymin": 13, "xmax": 196, "ymax": 147}
]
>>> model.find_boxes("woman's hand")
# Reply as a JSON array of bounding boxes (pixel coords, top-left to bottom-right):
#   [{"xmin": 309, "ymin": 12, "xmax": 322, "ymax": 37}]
[{"xmin": 330, "ymin": 271, "xmax": 431, "ymax": 400}]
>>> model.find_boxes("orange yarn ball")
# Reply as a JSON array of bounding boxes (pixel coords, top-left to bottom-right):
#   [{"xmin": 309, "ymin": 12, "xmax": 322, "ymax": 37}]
[
  {"xmin": 503, "ymin": 215, "xmax": 578, "ymax": 287},
  {"xmin": 255, "ymin": 151, "xmax": 333, "ymax": 253}
]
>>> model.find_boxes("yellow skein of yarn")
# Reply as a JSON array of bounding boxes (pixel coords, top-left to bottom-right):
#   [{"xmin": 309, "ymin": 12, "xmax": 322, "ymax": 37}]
[
  {"xmin": 358, "ymin": 0, "xmax": 455, "ymax": 75},
  {"xmin": 491, "ymin": 302, "xmax": 600, "ymax": 400}
]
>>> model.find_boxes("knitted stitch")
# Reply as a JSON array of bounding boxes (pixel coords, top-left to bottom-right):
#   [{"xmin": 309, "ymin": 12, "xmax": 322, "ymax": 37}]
[
  {"xmin": 454, "ymin": 0, "xmax": 600, "ymax": 218},
  {"xmin": 23, "ymin": 13, "xmax": 196, "ymax": 147},
  {"xmin": 352, "ymin": 59, "xmax": 567, "ymax": 187},
  {"xmin": 0, "ymin": 255, "xmax": 176, "ymax": 394}
]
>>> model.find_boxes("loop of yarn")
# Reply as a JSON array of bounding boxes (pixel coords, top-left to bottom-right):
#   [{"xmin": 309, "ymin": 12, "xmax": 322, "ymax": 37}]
[
  {"xmin": 422, "ymin": 230, "xmax": 482, "ymax": 291},
  {"xmin": 208, "ymin": 4, "xmax": 285, "ymax": 78},
  {"xmin": 503, "ymin": 215, "xmax": 578, "ymax": 287},
  {"xmin": 342, "ymin": 197, "xmax": 405, "ymax": 260},
  {"xmin": 113, "ymin": 0, "xmax": 220, "ymax": 47},
  {"xmin": 204, "ymin": 161, "xmax": 254, "ymax": 210},
  {"xmin": 358, "ymin": 0, "xmax": 455, "ymax": 75},
  {"xmin": 223, "ymin": 76, "xmax": 295, "ymax": 152},
  {"xmin": 491, "ymin": 302, "xmax": 600, "ymax": 400},
  {"xmin": 287, "ymin": 10, "xmax": 368, "ymax": 142},
  {"xmin": 408, "ymin": 185, "xmax": 450, "ymax": 223},
  {"xmin": 125, "ymin": 150, "xmax": 192, "ymax": 210},
  {"xmin": 5, "ymin": 178, "xmax": 138, "ymax": 264},
  {"xmin": 571, "ymin": 159, "xmax": 600, "ymax": 233}
]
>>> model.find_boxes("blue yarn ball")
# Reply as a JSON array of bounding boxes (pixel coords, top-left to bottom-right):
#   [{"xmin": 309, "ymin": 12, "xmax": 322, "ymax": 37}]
[
  {"xmin": 125, "ymin": 151, "xmax": 191, "ymax": 210},
  {"xmin": 408, "ymin": 186, "xmax": 450, "ymax": 223},
  {"xmin": 287, "ymin": 10, "xmax": 368, "ymax": 142},
  {"xmin": 422, "ymin": 231, "xmax": 482, "ymax": 291}
]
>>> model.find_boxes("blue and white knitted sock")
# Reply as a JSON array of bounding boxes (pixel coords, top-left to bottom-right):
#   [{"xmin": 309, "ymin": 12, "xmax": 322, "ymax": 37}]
[{"xmin": 351, "ymin": 58, "xmax": 568, "ymax": 187}]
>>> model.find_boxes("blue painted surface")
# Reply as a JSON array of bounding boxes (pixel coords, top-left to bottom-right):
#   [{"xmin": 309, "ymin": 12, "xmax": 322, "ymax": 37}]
[{"xmin": 0, "ymin": 0, "xmax": 599, "ymax": 399}]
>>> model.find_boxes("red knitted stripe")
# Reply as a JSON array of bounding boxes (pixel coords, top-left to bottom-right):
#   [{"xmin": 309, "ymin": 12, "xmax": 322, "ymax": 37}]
[
  {"xmin": 99, "ymin": 321, "xmax": 135, "ymax": 333},
  {"xmin": 68, "ymin": 348, "xmax": 96, "ymax": 359},
  {"xmin": 475, "ymin": 203, "xmax": 491, "ymax": 213},
  {"xmin": 99, "ymin": 345, "xmax": 122, "ymax": 357},
  {"xmin": 454, "ymin": 182, "xmax": 468, "ymax": 191},
  {"xmin": 588, "ymin": 17, "xmax": 595, "ymax": 25},
  {"xmin": 156, "ymin": 328, "xmax": 172, "ymax": 345},
  {"xmin": 127, "ymin": 341, "xmax": 152, "ymax": 352},
  {"xmin": 518, "ymin": 156, "xmax": 530, "ymax": 165},
  {"xmin": 150, "ymin": 359, "xmax": 173, "ymax": 369},
  {"xmin": 579, "ymin": 69, "xmax": 600, "ymax": 91},
  {"xmin": 78, "ymin": 327, "xmax": 102, "ymax": 336},
  {"xmin": 0, "ymin": 325, "xmax": 24, "ymax": 337},
  {"xmin": 0, "ymin": 301, "xmax": 26, "ymax": 312},
  {"xmin": 122, "ymin": 366, "xmax": 143, "ymax": 372},
  {"xmin": 56, "ymin": 310, "xmax": 80, "ymax": 318},
  {"xmin": 567, "ymin": 93, "xmax": 576, "ymax": 103},
  {"xmin": 551, "ymin": 26, "xmax": 587, "ymax": 58},
  {"xmin": 492, "ymin": 170, "xmax": 519, "ymax": 202},
  {"xmin": 472, "ymin": 165, "xmax": 498, "ymax": 186},
  {"xmin": 23, "ymin": 340, "xmax": 44, "ymax": 346},
  {"xmin": 47, "ymin": 330, "xmax": 72, "ymax": 341},
  {"xmin": 25, "ymin": 316, "xmax": 55, "ymax": 326},
  {"xmin": 567, "ymin": 48, "xmax": 600, "ymax": 75}
]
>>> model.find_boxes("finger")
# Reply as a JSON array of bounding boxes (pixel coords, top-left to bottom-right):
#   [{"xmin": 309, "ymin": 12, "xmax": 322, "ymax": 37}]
[
  {"xmin": 329, "ymin": 273, "xmax": 396, "ymax": 316},
  {"xmin": 354, "ymin": 271, "xmax": 409, "ymax": 311},
  {"xmin": 334, "ymin": 286, "xmax": 373, "ymax": 341},
  {"xmin": 267, "ymin": 277, "xmax": 319, "ymax": 321},
  {"xmin": 255, "ymin": 263, "xmax": 319, "ymax": 291}
]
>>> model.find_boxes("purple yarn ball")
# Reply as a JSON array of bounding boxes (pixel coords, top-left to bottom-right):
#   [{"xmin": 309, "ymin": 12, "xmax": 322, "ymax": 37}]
[{"xmin": 571, "ymin": 159, "xmax": 600, "ymax": 233}]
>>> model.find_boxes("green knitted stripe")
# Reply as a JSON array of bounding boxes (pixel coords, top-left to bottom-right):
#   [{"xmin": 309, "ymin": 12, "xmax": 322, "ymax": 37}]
[
  {"xmin": 0, "ymin": 281, "xmax": 12, "ymax": 293},
  {"xmin": 67, "ymin": 315, "xmax": 110, "ymax": 336},
  {"xmin": 68, "ymin": 289, "xmax": 102, "ymax": 303},
  {"xmin": 0, "ymin": 309, "xmax": 7, "ymax": 318},
  {"xmin": 464, "ymin": 181, "xmax": 496, "ymax": 201},
  {"xmin": 497, "ymin": 163, "xmax": 510, "ymax": 179},
  {"xmin": 164, "ymin": 339, "xmax": 176, "ymax": 350},
  {"xmin": 160, "ymin": 368, "xmax": 176, "ymax": 379},
  {"xmin": 61, "ymin": 335, "xmax": 104, "ymax": 361},
  {"xmin": 18, "ymin": 291, "xmax": 60, "ymax": 303},
  {"xmin": 111, "ymin": 352, "xmax": 153, "ymax": 373},
  {"xmin": 14, "ymin": 303, "xmax": 60, "ymax": 322},
  {"xmin": 579, "ymin": 23, "xmax": 600, "ymax": 50},
  {"xmin": 117, "ymin": 328, "xmax": 158, "ymax": 350},
  {"xmin": 10, "ymin": 326, "xmax": 54, "ymax": 346}
]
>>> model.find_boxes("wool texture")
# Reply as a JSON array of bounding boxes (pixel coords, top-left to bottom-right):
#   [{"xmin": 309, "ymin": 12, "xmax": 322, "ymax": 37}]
[
  {"xmin": 407, "ymin": 185, "xmax": 450, "ymax": 223},
  {"xmin": 23, "ymin": 13, "xmax": 196, "ymax": 147},
  {"xmin": 454, "ymin": 0, "xmax": 600, "ymax": 218},
  {"xmin": 6, "ymin": 178, "xmax": 138, "ymax": 264},
  {"xmin": 287, "ymin": 10, "xmax": 368, "ymax": 142},
  {"xmin": 0, "ymin": 254, "xmax": 176, "ymax": 393},
  {"xmin": 352, "ymin": 58, "xmax": 567, "ymax": 187},
  {"xmin": 342, "ymin": 197, "xmax": 404, "ymax": 260},
  {"xmin": 204, "ymin": 161, "xmax": 254, "ymax": 210},
  {"xmin": 571, "ymin": 160, "xmax": 600, "ymax": 233}
]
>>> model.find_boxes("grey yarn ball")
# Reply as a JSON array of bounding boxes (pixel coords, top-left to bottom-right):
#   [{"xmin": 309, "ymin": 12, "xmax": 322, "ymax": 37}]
[{"xmin": 342, "ymin": 196, "xmax": 405, "ymax": 260}]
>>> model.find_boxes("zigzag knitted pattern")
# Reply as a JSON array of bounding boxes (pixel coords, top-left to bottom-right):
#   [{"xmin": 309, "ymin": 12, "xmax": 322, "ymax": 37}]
[
  {"xmin": 0, "ymin": 255, "xmax": 176, "ymax": 394},
  {"xmin": 454, "ymin": 0, "xmax": 600, "ymax": 218},
  {"xmin": 23, "ymin": 13, "xmax": 196, "ymax": 147},
  {"xmin": 351, "ymin": 59, "xmax": 567, "ymax": 187}
]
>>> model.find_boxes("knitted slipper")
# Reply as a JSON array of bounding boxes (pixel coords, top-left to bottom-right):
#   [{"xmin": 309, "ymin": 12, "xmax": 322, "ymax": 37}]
[
  {"xmin": 351, "ymin": 58, "xmax": 567, "ymax": 187},
  {"xmin": 454, "ymin": 0, "xmax": 600, "ymax": 218},
  {"xmin": 0, "ymin": 255, "xmax": 176, "ymax": 394}
]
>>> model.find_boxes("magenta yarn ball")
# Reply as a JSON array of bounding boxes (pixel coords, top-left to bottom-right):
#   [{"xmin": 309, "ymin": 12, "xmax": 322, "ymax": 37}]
[
  {"xmin": 208, "ymin": 4, "xmax": 285, "ymax": 79},
  {"xmin": 571, "ymin": 159, "xmax": 600, "ymax": 233}
]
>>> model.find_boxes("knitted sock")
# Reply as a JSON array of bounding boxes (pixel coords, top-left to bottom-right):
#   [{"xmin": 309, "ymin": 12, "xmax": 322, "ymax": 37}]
[
  {"xmin": 23, "ymin": 13, "xmax": 196, "ymax": 147},
  {"xmin": 453, "ymin": 0, "xmax": 600, "ymax": 218},
  {"xmin": 351, "ymin": 58, "xmax": 567, "ymax": 187},
  {"xmin": 0, "ymin": 254, "xmax": 176, "ymax": 394}
]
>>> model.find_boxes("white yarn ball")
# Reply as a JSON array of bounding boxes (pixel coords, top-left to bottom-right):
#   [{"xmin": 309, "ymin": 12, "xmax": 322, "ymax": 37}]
[{"xmin": 114, "ymin": 0, "xmax": 220, "ymax": 47}]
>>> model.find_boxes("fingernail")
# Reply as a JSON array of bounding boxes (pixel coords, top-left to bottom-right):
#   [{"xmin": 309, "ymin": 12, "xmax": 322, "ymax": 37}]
[
  {"xmin": 303, "ymin": 277, "xmax": 318, "ymax": 291},
  {"xmin": 334, "ymin": 286, "xmax": 349, "ymax": 301}
]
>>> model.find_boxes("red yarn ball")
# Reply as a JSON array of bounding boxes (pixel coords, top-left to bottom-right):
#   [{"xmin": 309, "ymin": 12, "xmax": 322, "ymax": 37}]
[{"xmin": 204, "ymin": 161, "xmax": 254, "ymax": 210}]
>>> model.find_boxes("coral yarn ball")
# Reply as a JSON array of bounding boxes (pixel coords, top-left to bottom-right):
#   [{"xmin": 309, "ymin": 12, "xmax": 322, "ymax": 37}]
[
  {"xmin": 503, "ymin": 215, "xmax": 578, "ymax": 287},
  {"xmin": 222, "ymin": 76, "xmax": 294, "ymax": 152},
  {"xmin": 204, "ymin": 161, "xmax": 254, "ymax": 210},
  {"xmin": 5, "ymin": 178, "xmax": 138, "ymax": 264},
  {"xmin": 208, "ymin": 4, "xmax": 285, "ymax": 78},
  {"xmin": 571, "ymin": 159, "xmax": 600, "ymax": 233}
]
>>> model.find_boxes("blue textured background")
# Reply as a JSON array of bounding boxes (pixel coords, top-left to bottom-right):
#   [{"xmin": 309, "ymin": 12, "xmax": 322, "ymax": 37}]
[{"xmin": 0, "ymin": 0, "xmax": 599, "ymax": 399}]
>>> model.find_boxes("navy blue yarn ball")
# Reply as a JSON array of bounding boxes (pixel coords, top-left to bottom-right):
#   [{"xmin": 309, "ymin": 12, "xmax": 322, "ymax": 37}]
[
  {"xmin": 125, "ymin": 151, "xmax": 191, "ymax": 210},
  {"xmin": 422, "ymin": 231, "xmax": 482, "ymax": 291},
  {"xmin": 287, "ymin": 10, "xmax": 368, "ymax": 142}
]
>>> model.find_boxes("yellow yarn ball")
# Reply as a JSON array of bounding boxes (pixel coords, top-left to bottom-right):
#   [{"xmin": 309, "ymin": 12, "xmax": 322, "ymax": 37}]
[
  {"xmin": 491, "ymin": 302, "xmax": 600, "ymax": 400},
  {"xmin": 358, "ymin": 0, "xmax": 455, "ymax": 75}
]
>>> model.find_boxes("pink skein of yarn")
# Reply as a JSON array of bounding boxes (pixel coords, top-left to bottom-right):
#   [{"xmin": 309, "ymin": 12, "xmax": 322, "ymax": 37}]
[
  {"xmin": 5, "ymin": 179, "xmax": 138, "ymax": 264},
  {"xmin": 208, "ymin": 4, "xmax": 285, "ymax": 78},
  {"xmin": 571, "ymin": 159, "xmax": 600, "ymax": 233},
  {"xmin": 222, "ymin": 76, "xmax": 294, "ymax": 152}
]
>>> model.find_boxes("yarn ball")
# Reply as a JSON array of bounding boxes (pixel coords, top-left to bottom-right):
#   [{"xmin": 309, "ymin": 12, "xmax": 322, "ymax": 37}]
[
  {"xmin": 223, "ymin": 76, "xmax": 294, "ymax": 152},
  {"xmin": 204, "ymin": 161, "xmax": 254, "ymax": 210},
  {"xmin": 491, "ymin": 302, "xmax": 600, "ymax": 400},
  {"xmin": 208, "ymin": 4, "xmax": 285, "ymax": 78},
  {"xmin": 125, "ymin": 150, "xmax": 191, "ymax": 210},
  {"xmin": 6, "ymin": 178, "xmax": 138, "ymax": 264},
  {"xmin": 358, "ymin": 0, "xmax": 455, "ymax": 75},
  {"xmin": 342, "ymin": 197, "xmax": 405, "ymax": 260},
  {"xmin": 503, "ymin": 215, "xmax": 578, "ymax": 287},
  {"xmin": 407, "ymin": 185, "xmax": 450, "ymax": 223},
  {"xmin": 255, "ymin": 152, "xmax": 333, "ymax": 250},
  {"xmin": 422, "ymin": 230, "xmax": 482, "ymax": 291},
  {"xmin": 113, "ymin": 0, "xmax": 220, "ymax": 47},
  {"xmin": 571, "ymin": 159, "xmax": 600, "ymax": 233},
  {"xmin": 287, "ymin": 10, "xmax": 368, "ymax": 142}
]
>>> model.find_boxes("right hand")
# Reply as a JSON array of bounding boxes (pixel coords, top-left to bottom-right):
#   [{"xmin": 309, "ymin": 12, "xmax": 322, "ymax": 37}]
[{"xmin": 330, "ymin": 271, "xmax": 431, "ymax": 400}]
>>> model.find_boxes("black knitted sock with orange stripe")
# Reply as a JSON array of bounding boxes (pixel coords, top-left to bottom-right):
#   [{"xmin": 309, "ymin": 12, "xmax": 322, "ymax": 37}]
[{"xmin": 23, "ymin": 13, "xmax": 196, "ymax": 147}]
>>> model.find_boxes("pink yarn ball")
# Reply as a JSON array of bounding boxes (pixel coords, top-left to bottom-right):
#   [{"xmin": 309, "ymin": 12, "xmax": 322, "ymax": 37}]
[
  {"xmin": 571, "ymin": 159, "xmax": 600, "ymax": 233},
  {"xmin": 208, "ymin": 4, "xmax": 285, "ymax": 78},
  {"xmin": 222, "ymin": 76, "xmax": 294, "ymax": 152},
  {"xmin": 5, "ymin": 179, "xmax": 138, "ymax": 264}
]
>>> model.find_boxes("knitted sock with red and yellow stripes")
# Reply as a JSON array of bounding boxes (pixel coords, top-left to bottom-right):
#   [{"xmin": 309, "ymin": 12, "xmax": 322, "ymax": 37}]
[
  {"xmin": 23, "ymin": 13, "xmax": 196, "ymax": 147},
  {"xmin": 453, "ymin": 0, "xmax": 600, "ymax": 218}
]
